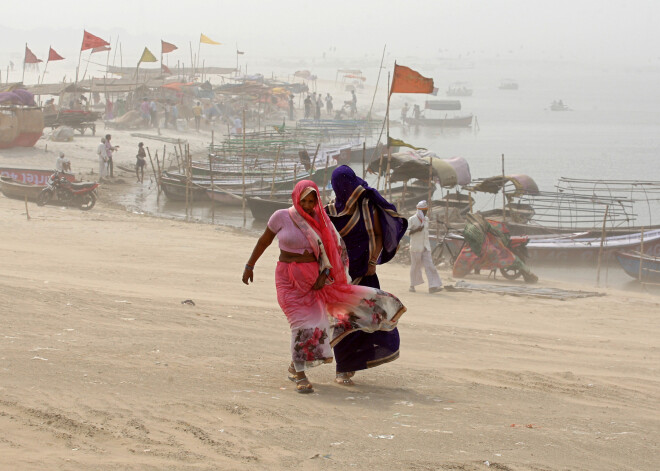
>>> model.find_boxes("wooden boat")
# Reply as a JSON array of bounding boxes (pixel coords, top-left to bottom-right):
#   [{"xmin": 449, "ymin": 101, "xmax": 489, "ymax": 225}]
[
  {"xmin": 0, "ymin": 176, "xmax": 45, "ymax": 201},
  {"xmin": 247, "ymin": 196, "xmax": 291, "ymax": 221},
  {"xmin": 446, "ymin": 83, "xmax": 473, "ymax": 97},
  {"xmin": 405, "ymin": 115, "xmax": 473, "ymax": 127},
  {"xmin": 499, "ymin": 80, "xmax": 519, "ymax": 90},
  {"xmin": 0, "ymin": 167, "xmax": 75, "ymax": 185},
  {"xmin": 43, "ymin": 110, "xmax": 100, "ymax": 135},
  {"xmin": 526, "ymin": 229, "xmax": 660, "ymax": 264},
  {"xmin": 615, "ymin": 251, "xmax": 660, "ymax": 282},
  {"xmin": 160, "ymin": 176, "xmax": 210, "ymax": 202},
  {"xmin": 550, "ymin": 101, "xmax": 570, "ymax": 111}
]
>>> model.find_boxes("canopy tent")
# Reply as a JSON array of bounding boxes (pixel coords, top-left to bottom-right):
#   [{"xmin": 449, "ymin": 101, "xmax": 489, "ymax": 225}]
[{"xmin": 469, "ymin": 174, "xmax": 539, "ymax": 197}]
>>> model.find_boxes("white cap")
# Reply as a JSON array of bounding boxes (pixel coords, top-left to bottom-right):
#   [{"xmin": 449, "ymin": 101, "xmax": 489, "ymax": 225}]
[{"xmin": 416, "ymin": 200, "xmax": 428, "ymax": 209}]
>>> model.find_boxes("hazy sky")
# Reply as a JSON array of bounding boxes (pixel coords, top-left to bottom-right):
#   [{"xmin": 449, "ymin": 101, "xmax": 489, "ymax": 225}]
[{"xmin": 1, "ymin": 0, "xmax": 659, "ymax": 72}]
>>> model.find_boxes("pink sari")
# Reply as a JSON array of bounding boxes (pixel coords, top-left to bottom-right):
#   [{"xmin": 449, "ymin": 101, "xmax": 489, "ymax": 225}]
[{"xmin": 276, "ymin": 181, "xmax": 406, "ymax": 372}]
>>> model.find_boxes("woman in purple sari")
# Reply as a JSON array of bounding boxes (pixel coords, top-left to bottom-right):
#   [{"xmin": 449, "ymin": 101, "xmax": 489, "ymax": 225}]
[{"xmin": 326, "ymin": 165, "xmax": 408, "ymax": 385}]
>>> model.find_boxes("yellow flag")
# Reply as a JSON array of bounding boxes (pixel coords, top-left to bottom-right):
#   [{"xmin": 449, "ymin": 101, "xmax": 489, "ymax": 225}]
[
  {"xmin": 200, "ymin": 34, "xmax": 221, "ymax": 45},
  {"xmin": 138, "ymin": 47, "xmax": 158, "ymax": 64}
]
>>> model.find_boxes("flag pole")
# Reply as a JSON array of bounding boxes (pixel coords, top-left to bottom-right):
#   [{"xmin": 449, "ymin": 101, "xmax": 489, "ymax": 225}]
[
  {"xmin": 40, "ymin": 47, "xmax": 50, "ymax": 85},
  {"xmin": 385, "ymin": 66, "xmax": 392, "ymax": 199},
  {"xmin": 189, "ymin": 41, "xmax": 194, "ymax": 79},
  {"xmin": 196, "ymin": 36, "xmax": 201, "ymax": 77}
]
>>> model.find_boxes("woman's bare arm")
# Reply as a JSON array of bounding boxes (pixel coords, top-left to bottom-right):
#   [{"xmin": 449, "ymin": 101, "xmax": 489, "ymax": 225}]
[{"xmin": 242, "ymin": 227, "xmax": 276, "ymax": 284}]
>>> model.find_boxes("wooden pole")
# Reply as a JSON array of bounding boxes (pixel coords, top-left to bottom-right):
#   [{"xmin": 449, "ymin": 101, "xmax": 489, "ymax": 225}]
[
  {"xmin": 209, "ymin": 153, "xmax": 215, "ymax": 224},
  {"xmin": 24, "ymin": 195, "xmax": 30, "ymax": 220},
  {"xmin": 242, "ymin": 108, "xmax": 247, "ymax": 226},
  {"xmin": 639, "ymin": 227, "xmax": 645, "ymax": 281},
  {"xmin": 501, "ymin": 153, "xmax": 506, "ymax": 223},
  {"xmin": 270, "ymin": 145, "xmax": 282, "ymax": 198},
  {"xmin": 427, "ymin": 161, "xmax": 433, "ymax": 217},
  {"xmin": 173, "ymin": 145, "xmax": 181, "ymax": 172},
  {"xmin": 146, "ymin": 147, "xmax": 159, "ymax": 193},
  {"xmin": 362, "ymin": 141, "xmax": 366, "ymax": 179},
  {"xmin": 322, "ymin": 153, "xmax": 330, "ymax": 204},
  {"xmin": 310, "ymin": 143, "xmax": 321, "ymax": 174},
  {"xmin": 400, "ymin": 180, "xmax": 408, "ymax": 211},
  {"xmin": 596, "ymin": 205, "xmax": 610, "ymax": 286},
  {"xmin": 385, "ymin": 70, "xmax": 392, "ymax": 199},
  {"xmin": 377, "ymin": 71, "xmax": 390, "ymax": 191}
]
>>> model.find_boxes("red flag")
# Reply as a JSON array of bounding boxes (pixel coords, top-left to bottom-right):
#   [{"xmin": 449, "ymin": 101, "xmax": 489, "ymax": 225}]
[
  {"xmin": 24, "ymin": 45, "xmax": 42, "ymax": 64},
  {"xmin": 48, "ymin": 47, "xmax": 65, "ymax": 62},
  {"xmin": 92, "ymin": 45, "xmax": 111, "ymax": 54},
  {"xmin": 390, "ymin": 63, "xmax": 434, "ymax": 95},
  {"xmin": 162, "ymin": 63, "xmax": 172, "ymax": 75},
  {"xmin": 161, "ymin": 40, "xmax": 177, "ymax": 54},
  {"xmin": 81, "ymin": 30, "xmax": 110, "ymax": 51}
]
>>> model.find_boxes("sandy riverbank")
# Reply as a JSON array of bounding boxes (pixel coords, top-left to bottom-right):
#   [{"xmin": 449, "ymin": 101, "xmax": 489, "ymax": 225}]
[{"xmin": 0, "ymin": 192, "xmax": 658, "ymax": 470}]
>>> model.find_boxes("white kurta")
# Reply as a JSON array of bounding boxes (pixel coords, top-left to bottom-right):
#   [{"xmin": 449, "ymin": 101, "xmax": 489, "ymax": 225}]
[
  {"xmin": 408, "ymin": 214, "xmax": 442, "ymax": 289},
  {"xmin": 97, "ymin": 143, "xmax": 107, "ymax": 178}
]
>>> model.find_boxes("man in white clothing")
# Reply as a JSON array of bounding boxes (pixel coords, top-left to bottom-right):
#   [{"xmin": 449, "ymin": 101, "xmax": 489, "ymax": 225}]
[
  {"xmin": 97, "ymin": 137, "xmax": 107, "ymax": 179},
  {"xmin": 55, "ymin": 152, "xmax": 71, "ymax": 173},
  {"xmin": 408, "ymin": 200, "xmax": 443, "ymax": 293}
]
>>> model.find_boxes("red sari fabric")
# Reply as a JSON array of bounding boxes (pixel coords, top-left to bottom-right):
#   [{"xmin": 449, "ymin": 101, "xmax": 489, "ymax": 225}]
[{"xmin": 275, "ymin": 181, "xmax": 406, "ymax": 372}]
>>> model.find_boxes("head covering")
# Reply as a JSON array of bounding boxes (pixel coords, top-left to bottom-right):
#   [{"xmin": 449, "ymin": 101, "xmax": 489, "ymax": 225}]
[
  {"xmin": 328, "ymin": 165, "xmax": 408, "ymax": 267},
  {"xmin": 291, "ymin": 180, "xmax": 347, "ymax": 284},
  {"xmin": 59, "ymin": 152, "xmax": 64, "ymax": 157},
  {"xmin": 416, "ymin": 200, "xmax": 428, "ymax": 222}
]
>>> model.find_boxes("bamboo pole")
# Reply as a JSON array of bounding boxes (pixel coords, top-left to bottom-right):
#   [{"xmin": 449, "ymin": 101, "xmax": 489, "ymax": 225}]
[
  {"xmin": 146, "ymin": 147, "xmax": 159, "ymax": 193},
  {"xmin": 400, "ymin": 180, "xmax": 407, "ymax": 211},
  {"xmin": 270, "ymin": 146, "xmax": 282, "ymax": 198},
  {"xmin": 310, "ymin": 143, "xmax": 321, "ymax": 173},
  {"xmin": 501, "ymin": 153, "xmax": 506, "ymax": 224},
  {"xmin": 427, "ymin": 161, "xmax": 433, "ymax": 217},
  {"xmin": 322, "ymin": 153, "xmax": 330, "ymax": 204},
  {"xmin": 362, "ymin": 141, "xmax": 366, "ymax": 179},
  {"xmin": 209, "ymin": 153, "xmax": 215, "ymax": 224},
  {"xmin": 596, "ymin": 205, "xmax": 610, "ymax": 286},
  {"xmin": 639, "ymin": 227, "xmax": 645, "ymax": 281},
  {"xmin": 186, "ymin": 144, "xmax": 191, "ymax": 220},
  {"xmin": 173, "ymin": 145, "xmax": 181, "ymax": 172},
  {"xmin": 24, "ymin": 195, "xmax": 30, "ymax": 220},
  {"xmin": 242, "ymin": 108, "xmax": 247, "ymax": 226},
  {"xmin": 377, "ymin": 71, "xmax": 391, "ymax": 191}
]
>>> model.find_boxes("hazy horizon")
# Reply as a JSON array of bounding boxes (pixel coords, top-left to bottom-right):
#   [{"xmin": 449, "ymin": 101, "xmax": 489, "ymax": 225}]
[{"xmin": 1, "ymin": 0, "xmax": 659, "ymax": 84}]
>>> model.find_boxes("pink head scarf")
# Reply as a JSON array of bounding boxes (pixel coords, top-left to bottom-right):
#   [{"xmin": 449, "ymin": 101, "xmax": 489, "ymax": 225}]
[{"xmin": 291, "ymin": 180, "xmax": 348, "ymax": 284}]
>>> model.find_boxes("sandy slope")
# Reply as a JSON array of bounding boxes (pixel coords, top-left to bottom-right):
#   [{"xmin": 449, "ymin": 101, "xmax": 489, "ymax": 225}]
[{"xmin": 0, "ymin": 194, "xmax": 658, "ymax": 471}]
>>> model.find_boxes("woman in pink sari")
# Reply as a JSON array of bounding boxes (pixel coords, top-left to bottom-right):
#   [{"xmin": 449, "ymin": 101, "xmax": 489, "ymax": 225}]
[{"xmin": 242, "ymin": 180, "xmax": 406, "ymax": 394}]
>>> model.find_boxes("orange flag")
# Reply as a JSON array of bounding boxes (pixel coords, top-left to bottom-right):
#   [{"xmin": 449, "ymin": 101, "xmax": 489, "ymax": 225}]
[
  {"xmin": 24, "ymin": 45, "xmax": 42, "ymax": 64},
  {"xmin": 390, "ymin": 63, "xmax": 434, "ymax": 95}
]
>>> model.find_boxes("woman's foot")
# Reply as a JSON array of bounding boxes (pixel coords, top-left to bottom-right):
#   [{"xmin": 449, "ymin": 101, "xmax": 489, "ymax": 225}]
[
  {"xmin": 335, "ymin": 372, "xmax": 355, "ymax": 386},
  {"xmin": 288, "ymin": 363, "xmax": 314, "ymax": 394}
]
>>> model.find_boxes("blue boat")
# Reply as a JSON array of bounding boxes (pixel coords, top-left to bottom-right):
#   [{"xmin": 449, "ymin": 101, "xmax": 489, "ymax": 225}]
[{"xmin": 615, "ymin": 251, "xmax": 660, "ymax": 282}]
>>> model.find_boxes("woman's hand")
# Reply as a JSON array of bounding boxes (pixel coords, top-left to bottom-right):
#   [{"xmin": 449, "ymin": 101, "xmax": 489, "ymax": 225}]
[
  {"xmin": 366, "ymin": 263, "xmax": 377, "ymax": 276},
  {"xmin": 242, "ymin": 268, "xmax": 253, "ymax": 285},
  {"xmin": 312, "ymin": 272, "xmax": 327, "ymax": 290}
]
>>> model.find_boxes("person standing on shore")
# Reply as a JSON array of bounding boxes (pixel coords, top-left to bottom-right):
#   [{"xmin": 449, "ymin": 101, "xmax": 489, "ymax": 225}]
[
  {"xmin": 325, "ymin": 93, "xmax": 333, "ymax": 116},
  {"xmin": 288, "ymin": 95, "xmax": 295, "ymax": 121},
  {"xmin": 408, "ymin": 200, "xmax": 443, "ymax": 293},
  {"xmin": 97, "ymin": 137, "xmax": 107, "ymax": 180},
  {"xmin": 105, "ymin": 134, "xmax": 118, "ymax": 178},
  {"xmin": 192, "ymin": 101, "xmax": 203, "ymax": 132},
  {"xmin": 135, "ymin": 142, "xmax": 146, "ymax": 183}
]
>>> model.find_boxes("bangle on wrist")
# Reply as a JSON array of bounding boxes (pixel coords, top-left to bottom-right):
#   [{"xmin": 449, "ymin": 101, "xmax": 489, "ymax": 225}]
[
  {"xmin": 245, "ymin": 264, "xmax": 254, "ymax": 271},
  {"xmin": 368, "ymin": 259, "xmax": 377, "ymax": 266}
]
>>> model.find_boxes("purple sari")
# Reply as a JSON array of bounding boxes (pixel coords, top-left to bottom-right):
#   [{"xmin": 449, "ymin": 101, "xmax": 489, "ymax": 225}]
[{"xmin": 326, "ymin": 166, "xmax": 408, "ymax": 373}]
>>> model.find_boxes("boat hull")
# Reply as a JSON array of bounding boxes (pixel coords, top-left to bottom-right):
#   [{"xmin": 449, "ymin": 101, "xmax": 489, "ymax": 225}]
[
  {"xmin": 0, "ymin": 176, "xmax": 44, "ymax": 201},
  {"xmin": 526, "ymin": 230, "xmax": 660, "ymax": 264},
  {"xmin": 615, "ymin": 251, "xmax": 660, "ymax": 282},
  {"xmin": 405, "ymin": 115, "xmax": 473, "ymax": 127}
]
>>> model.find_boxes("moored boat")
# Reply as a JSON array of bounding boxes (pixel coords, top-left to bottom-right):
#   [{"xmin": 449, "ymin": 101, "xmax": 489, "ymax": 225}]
[
  {"xmin": 615, "ymin": 251, "xmax": 660, "ymax": 282},
  {"xmin": 0, "ymin": 176, "xmax": 45, "ymax": 201}
]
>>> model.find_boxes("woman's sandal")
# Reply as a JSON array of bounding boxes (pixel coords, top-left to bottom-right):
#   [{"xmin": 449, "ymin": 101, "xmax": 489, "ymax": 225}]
[
  {"xmin": 335, "ymin": 372, "xmax": 355, "ymax": 386},
  {"xmin": 288, "ymin": 364, "xmax": 314, "ymax": 394}
]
